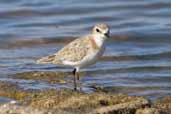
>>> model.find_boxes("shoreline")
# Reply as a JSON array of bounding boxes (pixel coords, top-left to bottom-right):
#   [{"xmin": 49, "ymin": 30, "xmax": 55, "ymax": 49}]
[{"xmin": 0, "ymin": 80, "xmax": 170, "ymax": 114}]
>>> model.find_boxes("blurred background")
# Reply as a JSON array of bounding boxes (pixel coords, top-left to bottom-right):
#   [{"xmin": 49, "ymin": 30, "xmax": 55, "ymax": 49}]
[{"xmin": 0, "ymin": 0, "xmax": 171, "ymax": 100}]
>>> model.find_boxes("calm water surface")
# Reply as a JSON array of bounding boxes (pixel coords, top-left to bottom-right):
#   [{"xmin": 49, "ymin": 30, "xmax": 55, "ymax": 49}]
[{"xmin": 0, "ymin": 0, "xmax": 171, "ymax": 100}]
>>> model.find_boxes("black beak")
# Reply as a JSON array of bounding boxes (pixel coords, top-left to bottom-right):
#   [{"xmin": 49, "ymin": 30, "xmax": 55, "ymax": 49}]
[{"xmin": 104, "ymin": 33, "xmax": 109, "ymax": 38}]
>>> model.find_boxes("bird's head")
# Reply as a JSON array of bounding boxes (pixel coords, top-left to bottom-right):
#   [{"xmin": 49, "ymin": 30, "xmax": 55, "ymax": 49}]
[{"xmin": 92, "ymin": 24, "xmax": 110, "ymax": 40}]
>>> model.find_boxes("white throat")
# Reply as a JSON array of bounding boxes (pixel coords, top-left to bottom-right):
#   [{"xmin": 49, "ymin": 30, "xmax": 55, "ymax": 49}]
[{"xmin": 93, "ymin": 34, "xmax": 106, "ymax": 48}]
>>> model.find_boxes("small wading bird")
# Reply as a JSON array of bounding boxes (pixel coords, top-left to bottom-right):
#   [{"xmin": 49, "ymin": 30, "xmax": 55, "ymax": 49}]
[{"xmin": 36, "ymin": 24, "xmax": 110, "ymax": 91}]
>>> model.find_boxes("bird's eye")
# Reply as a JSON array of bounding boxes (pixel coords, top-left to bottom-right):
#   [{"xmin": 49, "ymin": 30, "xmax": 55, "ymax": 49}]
[{"xmin": 96, "ymin": 28, "xmax": 100, "ymax": 32}]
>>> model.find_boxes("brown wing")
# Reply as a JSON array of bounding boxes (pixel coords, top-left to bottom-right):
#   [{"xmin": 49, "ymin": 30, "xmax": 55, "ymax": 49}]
[
  {"xmin": 53, "ymin": 36, "xmax": 91, "ymax": 64},
  {"xmin": 36, "ymin": 54, "xmax": 56, "ymax": 64}
]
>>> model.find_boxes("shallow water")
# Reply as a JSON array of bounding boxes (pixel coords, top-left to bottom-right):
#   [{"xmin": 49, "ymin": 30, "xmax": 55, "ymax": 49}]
[
  {"xmin": 0, "ymin": 0, "xmax": 171, "ymax": 100},
  {"xmin": 0, "ymin": 97, "xmax": 13, "ymax": 104}
]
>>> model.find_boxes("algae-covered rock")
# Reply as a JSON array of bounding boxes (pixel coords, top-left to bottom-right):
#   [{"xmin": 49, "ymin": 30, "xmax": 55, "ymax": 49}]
[
  {"xmin": 0, "ymin": 81, "xmax": 150, "ymax": 114},
  {"xmin": 0, "ymin": 103, "xmax": 44, "ymax": 114},
  {"xmin": 0, "ymin": 81, "xmax": 30, "ymax": 100},
  {"xmin": 136, "ymin": 108, "xmax": 160, "ymax": 114},
  {"xmin": 10, "ymin": 71, "xmax": 86, "ymax": 84},
  {"xmin": 152, "ymin": 96, "xmax": 171, "ymax": 114},
  {"xmin": 25, "ymin": 89, "xmax": 149, "ymax": 114},
  {"xmin": 12, "ymin": 71, "xmax": 69, "ymax": 79},
  {"xmin": 0, "ymin": 90, "xmax": 149, "ymax": 114},
  {"xmin": 10, "ymin": 71, "xmax": 69, "ymax": 84},
  {"xmin": 89, "ymin": 96, "xmax": 149, "ymax": 114}
]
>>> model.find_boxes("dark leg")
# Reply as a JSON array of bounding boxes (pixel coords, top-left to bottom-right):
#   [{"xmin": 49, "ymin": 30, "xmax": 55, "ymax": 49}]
[
  {"xmin": 76, "ymin": 72, "xmax": 80, "ymax": 80},
  {"xmin": 76, "ymin": 70, "xmax": 82, "ymax": 91},
  {"xmin": 72, "ymin": 68, "xmax": 77, "ymax": 91}
]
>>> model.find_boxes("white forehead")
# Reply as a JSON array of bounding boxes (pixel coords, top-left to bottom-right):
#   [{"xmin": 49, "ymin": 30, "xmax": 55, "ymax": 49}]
[{"xmin": 95, "ymin": 24, "xmax": 109, "ymax": 32}]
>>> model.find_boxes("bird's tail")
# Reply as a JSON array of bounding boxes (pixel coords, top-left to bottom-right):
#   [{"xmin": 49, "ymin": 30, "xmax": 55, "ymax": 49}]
[{"xmin": 36, "ymin": 55, "xmax": 56, "ymax": 64}]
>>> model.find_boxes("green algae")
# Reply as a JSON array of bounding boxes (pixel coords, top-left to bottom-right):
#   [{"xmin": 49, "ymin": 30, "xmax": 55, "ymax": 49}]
[
  {"xmin": 0, "ymin": 81, "xmax": 30, "ymax": 100},
  {"xmin": 15, "ymin": 71, "xmax": 69, "ymax": 79},
  {"xmin": 10, "ymin": 71, "xmax": 86, "ymax": 85}
]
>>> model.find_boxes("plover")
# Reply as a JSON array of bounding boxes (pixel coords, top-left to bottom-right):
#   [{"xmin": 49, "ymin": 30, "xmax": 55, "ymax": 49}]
[{"xmin": 36, "ymin": 24, "xmax": 110, "ymax": 90}]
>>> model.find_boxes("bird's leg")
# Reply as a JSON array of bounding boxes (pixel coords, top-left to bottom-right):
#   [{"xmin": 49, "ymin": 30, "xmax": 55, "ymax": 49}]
[
  {"xmin": 72, "ymin": 68, "xmax": 77, "ymax": 91},
  {"xmin": 76, "ymin": 72, "xmax": 80, "ymax": 80},
  {"xmin": 75, "ymin": 68, "xmax": 82, "ymax": 91},
  {"xmin": 78, "ymin": 74, "xmax": 82, "ymax": 92}
]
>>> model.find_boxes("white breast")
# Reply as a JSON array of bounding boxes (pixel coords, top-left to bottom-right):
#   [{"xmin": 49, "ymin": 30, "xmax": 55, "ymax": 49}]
[
  {"xmin": 75, "ymin": 44, "xmax": 105, "ymax": 68},
  {"xmin": 93, "ymin": 34, "xmax": 106, "ymax": 48}
]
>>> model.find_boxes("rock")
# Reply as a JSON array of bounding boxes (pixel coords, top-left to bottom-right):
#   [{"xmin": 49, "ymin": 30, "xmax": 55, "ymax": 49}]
[
  {"xmin": 29, "ymin": 90, "xmax": 149, "ymax": 114},
  {"xmin": 0, "ymin": 81, "xmax": 151, "ymax": 114},
  {"xmin": 0, "ymin": 103, "xmax": 44, "ymax": 114},
  {"xmin": 10, "ymin": 71, "xmax": 69, "ymax": 84},
  {"xmin": 152, "ymin": 96, "xmax": 171, "ymax": 114},
  {"xmin": 136, "ymin": 108, "xmax": 160, "ymax": 114},
  {"xmin": 89, "ymin": 96, "xmax": 149, "ymax": 114},
  {"xmin": 0, "ymin": 92, "xmax": 149, "ymax": 114},
  {"xmin": 0, "ymin": 81, "xmax": 30, "ymax": 100}
]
